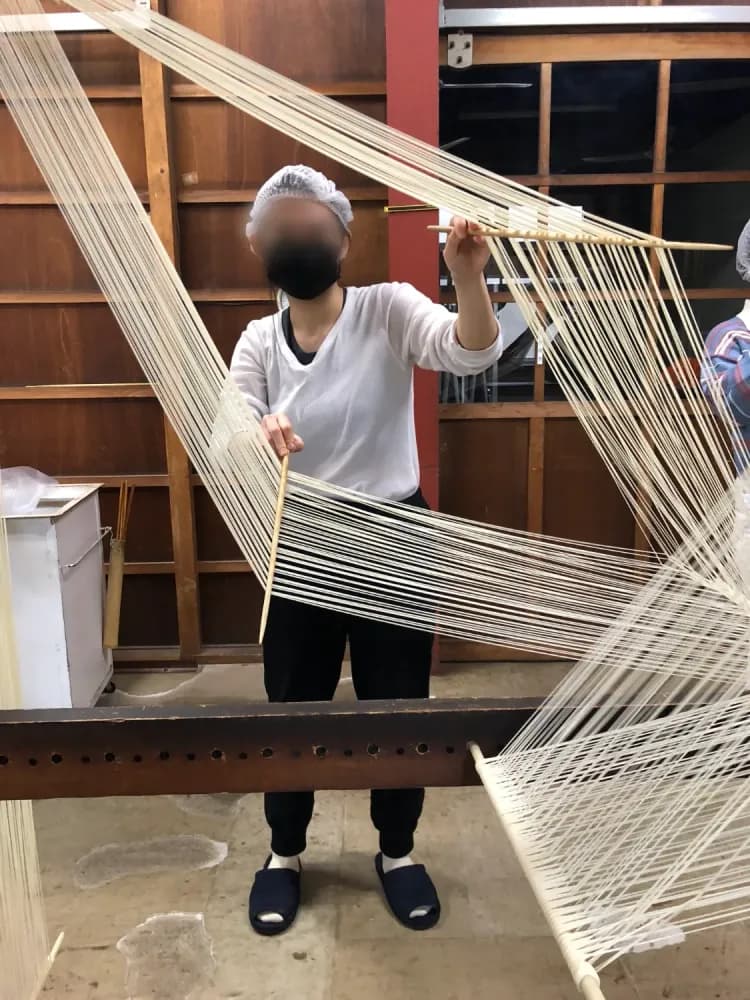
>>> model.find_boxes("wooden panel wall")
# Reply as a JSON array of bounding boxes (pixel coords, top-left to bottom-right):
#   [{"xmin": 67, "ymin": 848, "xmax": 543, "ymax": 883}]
[
  {"xmin": 0, "ymin": 0, "xmax": 387, "ymax": 664},
  {"xmin": 4, "ymin": 9, "xmax": 743, "ymax": 666}
]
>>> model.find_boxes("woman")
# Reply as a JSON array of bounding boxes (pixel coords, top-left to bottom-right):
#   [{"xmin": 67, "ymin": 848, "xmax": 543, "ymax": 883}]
[{"xmin": 230, "ymin": 165, "xmax": 503, "ymax": 935}]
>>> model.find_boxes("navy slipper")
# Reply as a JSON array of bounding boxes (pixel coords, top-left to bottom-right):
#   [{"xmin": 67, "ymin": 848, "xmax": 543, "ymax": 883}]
[
  {"xmin": 375, "ymin": 853, "xmax": 441, "ymax": 930},
  {"xmin": 248, "ymin": 856, "xmax": 301, "ymax": 936}
]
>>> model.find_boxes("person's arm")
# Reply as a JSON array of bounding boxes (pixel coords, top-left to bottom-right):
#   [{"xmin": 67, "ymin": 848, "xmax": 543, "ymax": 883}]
[
  {"xmin": 209, "ymin": 324, "xmax": 270, "ymax": 459},
  {"xmin": 384, "ymin": 218, "xmax": 503, "ymax": 376},
  {"xmin": 444, "ymin": 216, "xmax": 499, "ymax": 350},
  {"xmin": 700, "ymin": 328, "xmax": 750, "ymax": 423},
  {"xmin": 229, "ymin": 325, "xmax": 270, "ymax": 422},
  {"xmin": 227, "ymin": 325, "xmax": 303, "ymax": 459}
]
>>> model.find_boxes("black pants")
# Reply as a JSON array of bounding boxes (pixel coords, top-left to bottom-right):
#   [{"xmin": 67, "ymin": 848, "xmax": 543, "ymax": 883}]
[{"xmin": 262, "ymin": 489, "xmax": 434, "ymax": 859}]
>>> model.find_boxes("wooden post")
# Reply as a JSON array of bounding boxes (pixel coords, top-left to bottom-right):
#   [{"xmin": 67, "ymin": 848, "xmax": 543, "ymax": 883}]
[
  {"xmin": 527, "ymin": 67, "xmax": 552, "ymax": 535},
  {"xmin": 385, "ymin": 0, "xmax": 440, "ymax": 668},
  {"xmin": 385, "ymin": 0, "xmax": 440, "ymax": 511},
  {"xmin": 138, "ymin": 0, "xmax": 201, "ymax": 658},
  {"xmin": 635, "ymin": 59, "xmax": 672, "ymax": 556}
]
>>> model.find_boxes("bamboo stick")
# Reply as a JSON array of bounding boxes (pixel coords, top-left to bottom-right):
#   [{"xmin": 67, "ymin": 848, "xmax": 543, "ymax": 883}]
[
  {"xmin": 258, "ymin": 453, "xmax": 289, "ymax": 644},
  {"xmin": 427, "ymin": 224, "xmax": 733, "ymax": 252},
  {"xmin": 103, "ymin": 538, "xmax": 125, "ymax": 650},
  {"xmin": 469, "ymin": 743, "xmax": 607, "ymax": 1000}
]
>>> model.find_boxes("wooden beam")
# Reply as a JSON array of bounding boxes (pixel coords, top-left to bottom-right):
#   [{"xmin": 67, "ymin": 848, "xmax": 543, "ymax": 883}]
[
  {"xmin": 138, "ymin": 0, "xmax": 200, "ymax": 660},
  {"xmin": 636, "ymin": 59, "xmax": 671, "ymax": 556},
  {"xmin": 441, "ymin": 31, "xmax": 750, "ymax": 65},
  {"xmin": 440, "ymin": 399, "xmax": 715, "ymax": 420},
  {"xmin": 0, "ymin": 82, "xmax": 385, "ymax": 106},
  {"xmin": 57, "ymin": 474, "xmax": 170, "ymax": 487},
  {"xmin": 538, "ymin": 64, "xmax": 551, "ymax": 176},
  {"xmin": 441, "ymin": 402, "xmax": 576, "ymax": 419},
  {"xmin": 5, "ymin": 172, "xmax": 747, "ymax": 207},
  {"xmin": 0, "ymin": 291, "xmax": 107, "ymax": 305},
  {"xmin": 440, "ymin": 287, "xmax": 745, "ymax": 306},
  {"xmin": 169, "ymin": 80, "xmax": 386, "ymax": 99},
  {"xmin": 1, "ymin": 285, "xmax": 742, "ymax": 309},
  {"xmin": 506, "ymin": 169, "xmax": 750, "ymax": 187},
  {"xmin": 527, "ymin": 416, "xmax": 545, "ymax": 534},
  {"xmin": 189, "ymin": 287, "xmax": 274, "ymax": 303},
  {"xmin": 105, "ymin": 559, "xmax": 255, "ymax": 576},
  {"xmin": 0, "ymin": 699, "xmax": 539, "ymax": 799},
  {"xmin": 648, "ymin": 60, "xmax": 671, "ymax": 279},
  {"xmin": 112, "ymin": 642, "xmax": 566, "ymax": 667},
  {"xmin": 113, "ymin": 644, "xmax": 263, "ymax": 666},
  {"xmin": 0, "ymin": 189, "xmax": 148, "ymax": 205},
  {"xmin": 0, "ymin": 288, "xmax": 270, "ymax": 305},
  {"xmin": 0, "ymin": 383, "xmax": 154, "ymax": 400},
  {"xmin": 178, "ymin": 185, "xmax": 386, "ymax": 204}
]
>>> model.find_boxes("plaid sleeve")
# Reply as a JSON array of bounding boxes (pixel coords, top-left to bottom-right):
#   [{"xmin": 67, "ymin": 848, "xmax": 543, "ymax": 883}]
[{"xmin": 700, "ymin": 327, "xmax": 750, "ymax": 421}]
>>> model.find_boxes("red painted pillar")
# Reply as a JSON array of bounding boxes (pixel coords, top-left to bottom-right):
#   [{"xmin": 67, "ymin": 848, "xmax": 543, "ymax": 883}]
[{"xmin": 385, "ymin": 0, "xmax": 440, "ymax": 511}]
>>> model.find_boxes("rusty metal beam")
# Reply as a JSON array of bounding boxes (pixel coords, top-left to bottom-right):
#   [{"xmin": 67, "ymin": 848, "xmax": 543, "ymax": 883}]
[{"xmin": 0, "ymin": 698, "xmax": 538, "ymax": 799}]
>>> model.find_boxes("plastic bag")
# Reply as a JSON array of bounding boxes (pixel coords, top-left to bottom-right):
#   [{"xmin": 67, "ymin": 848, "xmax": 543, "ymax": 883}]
[{"xmin": 0, "ymin": 467, "xmax": 57, "ymax": 515}]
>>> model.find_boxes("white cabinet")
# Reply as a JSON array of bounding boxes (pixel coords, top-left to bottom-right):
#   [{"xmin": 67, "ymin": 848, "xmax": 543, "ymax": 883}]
[{"xmin": 5, "ymin": 484, "xmax": 113, "ymax": 709}]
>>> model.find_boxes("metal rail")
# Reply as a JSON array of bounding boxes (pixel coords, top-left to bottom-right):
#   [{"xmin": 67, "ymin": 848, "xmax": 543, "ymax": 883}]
[{"xmin": 440, "ymin": 4, "xmax": 750, "ymax": 29}]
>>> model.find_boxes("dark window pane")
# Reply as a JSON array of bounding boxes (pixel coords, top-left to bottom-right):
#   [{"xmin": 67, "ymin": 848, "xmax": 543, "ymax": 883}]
[
  {"xmin": 667, "ymin": 60, "xmax": 750, "ymax": 172},
  {"xmin": 440, "ymin": 63, "xmax": 539, "ymax": 175},
  {"xmin": 663, "ymin": 182, "xmax": 749, "ymax": 289},
  {"xmin": 439, "ymin": 303, "xmax": 537, "ymax": 403},
  {"xmin": 551, "ymin": 62, "xmax": 658, "ymax": 174},
  {"xmin": 549, "ymin": 185, "xmax": 653, "ymax": 233},
  {"xmin": 692, "ymin": 298, "xmax": 748, "ymax": 335}
]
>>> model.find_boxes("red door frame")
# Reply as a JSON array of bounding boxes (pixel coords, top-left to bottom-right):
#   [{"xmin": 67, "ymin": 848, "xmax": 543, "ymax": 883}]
[{"xmin": 385, "ymin": 0, "xmax": 440, "ymax": 511}]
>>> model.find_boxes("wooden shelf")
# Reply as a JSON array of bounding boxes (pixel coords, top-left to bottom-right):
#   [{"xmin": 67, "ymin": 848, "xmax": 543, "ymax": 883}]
[
  {"xmin": 440, "ymin": 398, "xmax": 711, "ymax": 420},
  {"xmin": 0, "ymin": 189, "xmax": 144, "ymax": 205},
  {"xmin": 0, "ymin": 383, "xmax": 155, "ymax": 400},
  {"xmin": 0, "ymin": 290, "xmax": 106, "ymax": 304},
  {"xmin": 0, "ymin": 81, "xmax": 386, "ymax": 104},
  {"xmin": 508, "ymin": 170, "xmax": 750, "ymax": 188},
  {"xmin": 178, "ymin": 184, "xmax": 385, "ymax": 204},
  {"xmin": 0, "ymin": 187, "xmax": 385, "ymax": 207},
  {"xmin": 169, "ymin": 80, "xmax": 386, "ymax": 100},
  {"xmin": 112, "ymin": 643, "xmax": 263, "ymax": 666},
  {"xmin": 57, "ymin": 475, "xmax": 170, "ymax": 487},
  {"xmin": 441, "ymin": 402, "xmax": 575, "ymax": 420},
  {"xmin": 440, "ymin": 287, "xmax": 746, "ymax": 305},
  {"xmin": 1, "ymin": 285, "xmax": 742, "ymax": 309},
  {"xmin": 104, "ymin": 559, "xmax": 254, "ymax": 575},
  {"xmin": 2, "ymin": 174, "xmax": 742, "ymax": 206},
  {"xmin": 189, "ymin": 287, "xmax": 273, "ymax": 303},
  {"xmin": 0, "ymin": 288, "xmax": 273, "ymax": 305}
]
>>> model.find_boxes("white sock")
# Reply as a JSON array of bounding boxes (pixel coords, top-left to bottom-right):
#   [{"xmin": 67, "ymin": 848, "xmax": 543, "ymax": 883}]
[
  {"xmin": 381, "ymin": 853, "xmax": 433, "ymax": 919},
  {"xmin": 257, "ymin": 852, "xmax": 301, "ymax": 924}
]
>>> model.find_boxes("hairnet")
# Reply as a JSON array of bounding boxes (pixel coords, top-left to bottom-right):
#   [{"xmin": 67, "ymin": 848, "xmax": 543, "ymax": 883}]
[
  {"xmin": 247, "ymin": 165, "xmax": 353, "ymax": 236},
  {"xmin": 738, "ymin": 218, "xmax": 750, "ymax": 284}
]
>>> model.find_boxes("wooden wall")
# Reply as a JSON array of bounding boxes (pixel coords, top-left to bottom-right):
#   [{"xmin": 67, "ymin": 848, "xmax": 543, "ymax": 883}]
[
  {"xmin": 0, "ymin": 0, "xmax": 387, "ymax": 663},
  {"xmin": 3, "ymin": 6, "xmax": 745, "ymax": 666}
]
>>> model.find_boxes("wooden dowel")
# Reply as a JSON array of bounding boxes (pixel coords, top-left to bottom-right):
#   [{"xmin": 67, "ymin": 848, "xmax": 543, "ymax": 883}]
[
  {"xmin": 258, "ymin": 453, "xmax": 289, "ymax": 645},
  {"xmin": 580, "ymin": 974, "xmax": 607, "ymax": 1000},
  {"xmin": 427, "ymin": 225, "xmax": 733, "ymax": 252},
  {"xmin": 30, "ymin": 931, "xmax": 64, "ymax": 1000}
]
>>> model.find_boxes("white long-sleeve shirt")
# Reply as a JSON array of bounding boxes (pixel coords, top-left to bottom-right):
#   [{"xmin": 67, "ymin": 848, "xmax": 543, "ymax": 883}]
[{"xmin": 229, "ymin": 281, "xmax": 503, "ymax": 500}]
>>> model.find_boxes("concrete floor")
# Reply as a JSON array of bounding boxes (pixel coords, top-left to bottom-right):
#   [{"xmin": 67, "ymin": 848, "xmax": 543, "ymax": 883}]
[{"xmin": 37, "ymin": 661, "xmax": 749, "ymax": 999}]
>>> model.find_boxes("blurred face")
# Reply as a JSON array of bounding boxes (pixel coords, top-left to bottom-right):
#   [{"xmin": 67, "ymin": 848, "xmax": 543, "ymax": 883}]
[{"xmin": 250, "ymin": 198, "xmax": 350, "ymax": 300}]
